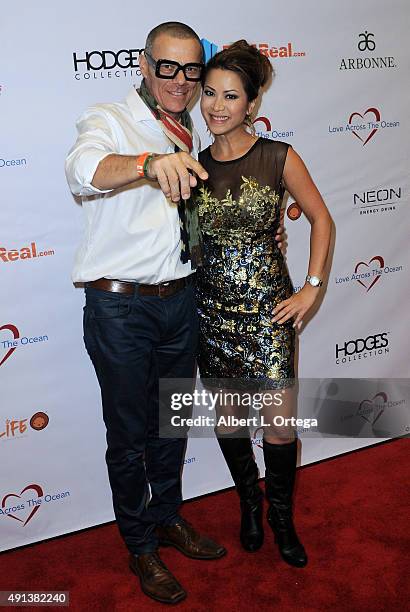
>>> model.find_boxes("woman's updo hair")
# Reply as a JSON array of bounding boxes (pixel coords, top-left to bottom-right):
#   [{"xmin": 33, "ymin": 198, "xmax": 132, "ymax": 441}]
[{"xmin": 201, "ymin": 39, "xmax": 273, "ymax": 101}]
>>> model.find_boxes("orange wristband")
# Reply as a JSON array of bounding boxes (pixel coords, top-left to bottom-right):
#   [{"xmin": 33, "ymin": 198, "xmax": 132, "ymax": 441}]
[{"xmin": 136, "ymin": 152, "xmax": 151, "ymax": 177}]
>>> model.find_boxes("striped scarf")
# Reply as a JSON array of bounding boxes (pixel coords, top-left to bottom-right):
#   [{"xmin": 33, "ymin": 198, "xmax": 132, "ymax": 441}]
[{"xmin": 138, "ymin": 80, "xmax": 203, "ymax": 269}]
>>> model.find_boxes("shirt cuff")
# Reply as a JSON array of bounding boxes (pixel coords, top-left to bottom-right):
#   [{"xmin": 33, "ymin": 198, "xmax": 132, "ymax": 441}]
[{"xmin": 74, "ymin": 149, "xmax": 115, "ymax": 196}]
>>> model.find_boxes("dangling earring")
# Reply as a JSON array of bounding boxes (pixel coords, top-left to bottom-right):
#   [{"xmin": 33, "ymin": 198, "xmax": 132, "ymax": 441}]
[{"xmin": 244, "ymin": 113, "xmax": 256, "ymax": 136}]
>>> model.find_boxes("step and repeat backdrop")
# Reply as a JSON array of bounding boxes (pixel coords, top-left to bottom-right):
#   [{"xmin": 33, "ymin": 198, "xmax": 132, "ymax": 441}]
[{"xmin": 1, "ymin": 0, "xmax": 409, "ymax": 551}]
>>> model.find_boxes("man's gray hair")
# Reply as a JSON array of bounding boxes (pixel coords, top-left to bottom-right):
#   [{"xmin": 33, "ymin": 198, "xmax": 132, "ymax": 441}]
[{"xmin": 145, "ymin": 21, "xmax": 203, "ymax": 60}]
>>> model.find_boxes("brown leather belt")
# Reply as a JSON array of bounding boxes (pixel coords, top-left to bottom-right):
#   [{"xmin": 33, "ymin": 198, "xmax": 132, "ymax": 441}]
[{"xmin": 86, "ymin": 276, "xmax": 193, "ymax": 298}]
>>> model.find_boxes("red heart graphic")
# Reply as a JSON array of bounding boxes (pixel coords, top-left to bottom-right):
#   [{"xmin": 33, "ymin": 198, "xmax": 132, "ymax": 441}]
[
  {"xmin": 2, "ymin": 484, "xmax": 44, "ymax": 526},
  {"xmin": 0, "ymin": 324, "xmax": 20, "ymax": 367},
  {"xmin": 354, "ymin": 255, "xmax": 385, "ymax": 292},
  {"xmin": 253, "ymin": 116, "xmax": 272, "ymax": 131},
  {"xmin": 357, "ymin": 392, "xmax": 387, "ymax": 425},
  {"xmin": 349, "ymin": 107, "xmax": 381, "ymax": 145}
]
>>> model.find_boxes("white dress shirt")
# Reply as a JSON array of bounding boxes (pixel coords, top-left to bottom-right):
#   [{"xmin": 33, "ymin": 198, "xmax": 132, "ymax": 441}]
[{"xmin": 65, "ymin": 87, "xmax": 200, "ymax": 283}]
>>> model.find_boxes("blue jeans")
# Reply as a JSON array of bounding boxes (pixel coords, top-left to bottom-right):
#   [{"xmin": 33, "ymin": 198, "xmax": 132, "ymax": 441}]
[{"xmin": 83, "ymin": 281, "xmax": 198, "ymax": 554}]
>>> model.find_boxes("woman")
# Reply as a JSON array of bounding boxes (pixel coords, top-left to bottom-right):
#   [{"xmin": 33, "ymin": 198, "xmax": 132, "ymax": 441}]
[{"xmin": 195, "ymin": 40, "xmax": 332, "ymax": 568}]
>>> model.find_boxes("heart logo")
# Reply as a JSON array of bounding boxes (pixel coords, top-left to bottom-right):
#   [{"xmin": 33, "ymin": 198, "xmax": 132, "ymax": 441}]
[
  {"xmin": 0, "ymin": 324, "xmax": 20, "ymax": 367},
  {"xmin": 357, "ymin": 392, "xmax": 387, "ymax": 425},
  {"xmin": 348, "ymin": 107, "xmax": 381, "ymax": 145},
  {"xmin": 253, "ymin": 116, "xmax": 272, "ymax": 132},
  {"xmin": 2, "ymin": 484, "xmax": 44, "ymax": 526},
  {"xmin": 354, "ymin": 255, "xmax": 384, "ymax": 291}
]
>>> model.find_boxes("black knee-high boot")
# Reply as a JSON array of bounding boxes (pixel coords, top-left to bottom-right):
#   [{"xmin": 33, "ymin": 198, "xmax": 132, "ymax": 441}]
[
  {"xmin": 217, "ymin": 428, "xmax": 264, "ymax": 552},
  {"xmin": 263, "ymin": 438, "xmax": 307, "ymax": 567}
]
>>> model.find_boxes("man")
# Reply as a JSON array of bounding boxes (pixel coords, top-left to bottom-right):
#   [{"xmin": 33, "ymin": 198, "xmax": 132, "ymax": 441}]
[{"xmin": 65, "ymin": 22, "xmax": 225, "ymax": 605}]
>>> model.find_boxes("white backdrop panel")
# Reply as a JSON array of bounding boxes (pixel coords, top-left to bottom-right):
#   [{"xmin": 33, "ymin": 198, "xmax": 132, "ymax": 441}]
[{"xmin": 0, "ymin": 0, "xmax": 409, "ymax": 551}]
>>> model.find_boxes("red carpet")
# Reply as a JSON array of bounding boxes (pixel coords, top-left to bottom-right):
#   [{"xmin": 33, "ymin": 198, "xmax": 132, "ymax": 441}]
[{"xmin": 1, "ymin": 438, "xmax": 408, "ymax": 611}]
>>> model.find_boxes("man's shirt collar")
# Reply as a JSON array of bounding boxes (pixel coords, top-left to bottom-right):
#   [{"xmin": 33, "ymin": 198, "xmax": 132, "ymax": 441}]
[{"xmin": 126, "ymin": 86, "xmax": 156, "ymax": 122}]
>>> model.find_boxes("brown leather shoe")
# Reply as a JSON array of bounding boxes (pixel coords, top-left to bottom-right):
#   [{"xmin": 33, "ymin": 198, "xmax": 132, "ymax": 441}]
[
  {"xmin": 129, "ymin": 551, "xmax": 186, "ymax": 604},
  {"xmin": 156, "ymin": 519, "xmax": 227, "ymax": 560}
]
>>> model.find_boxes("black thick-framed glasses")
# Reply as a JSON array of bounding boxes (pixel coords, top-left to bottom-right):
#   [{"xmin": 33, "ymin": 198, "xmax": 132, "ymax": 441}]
[{"xmin": 144, "ymin": 51, "xmax": 204, "ymax": 81}]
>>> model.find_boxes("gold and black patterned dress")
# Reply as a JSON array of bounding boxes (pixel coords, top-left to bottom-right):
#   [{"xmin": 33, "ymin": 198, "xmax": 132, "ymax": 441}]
[{"xmin": 195, "ymin": 138, "xmax": 294, "ymax": 388}]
